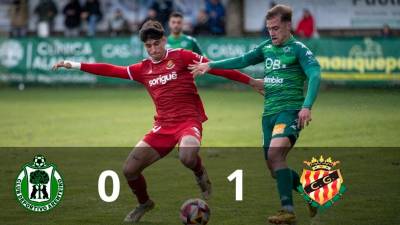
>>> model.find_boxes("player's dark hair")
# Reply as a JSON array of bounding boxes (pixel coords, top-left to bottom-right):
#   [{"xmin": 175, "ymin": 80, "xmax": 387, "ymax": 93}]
[
  {"xmin": 139, "ymin": 20, "xmax": 165, "ymax": 42},
  {"xmin": 266, "ymin": 4, "xmax": 292, "ymax": 22},
  {"xmin": 169, "ymin": 11, "xmax": 183, "ymax": 19}
]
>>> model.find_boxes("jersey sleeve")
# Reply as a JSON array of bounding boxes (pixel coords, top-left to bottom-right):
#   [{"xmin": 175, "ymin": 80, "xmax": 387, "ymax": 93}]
[
  {"xmin": 191, "ymin": 38, "xmax": 203, "ymax": 55},
  {"xmin": 181, "ymin": 49, "xmax": 251, "ymax": 84},
  {"xmin": 296, "ymin": 44, "xmax": 321, "ymax": 109},
  {"xmin": 80, "ymin": 62, "xmax": 142, "ymax": 82},
  {"xmin": 126, "ymin": 63, "xmax": 143, "ymax": 83},
  {"xmin": 302, "ymin": 68, "xmax": 320, "ymax": 109},
  {"xmin": 181, "ymin": 49, "xmax": 206, "ymax": 65},
  {"xmin": 208, "ymin": 41, "xmax": 265, "ymax": 69},
  {"xmin": 297, "ymin": 43, "xmax": 320, "ymax": 71}
]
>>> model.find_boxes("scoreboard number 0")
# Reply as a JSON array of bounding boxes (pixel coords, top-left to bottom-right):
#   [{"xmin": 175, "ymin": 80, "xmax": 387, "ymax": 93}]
[{"xmin": 98, "ymin": 170, "xmax": 120, "ymax": 202}]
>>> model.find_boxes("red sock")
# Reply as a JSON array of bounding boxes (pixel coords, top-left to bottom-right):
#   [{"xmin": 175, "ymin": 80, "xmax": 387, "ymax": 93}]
[
  {"xmin": 127, "ymin": 174, "xmax": 149, "ymax": 204},
  {"xmin": 193, "ymin": 155, "xmax": 204, "ymax": 177}
]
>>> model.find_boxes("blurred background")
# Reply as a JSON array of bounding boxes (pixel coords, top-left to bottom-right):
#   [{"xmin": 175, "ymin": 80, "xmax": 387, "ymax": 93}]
[{"xmin": 0, "ymin": 0, "xmax": 399, "ymax": 87}]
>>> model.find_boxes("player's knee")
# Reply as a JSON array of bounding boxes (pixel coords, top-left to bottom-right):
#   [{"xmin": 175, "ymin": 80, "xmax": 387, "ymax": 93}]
[
  {"xmin": 267, "ymin": 151, "xmax": 279, "ymax": 163},
  {"xmin": 267, "ymin": 154, "xmax": 284, "ymax": 170},
  {"xmin": 122, "ymin": 165, "xmax": 133, "ymax": 178},
  {"xmin": 265, "ymin": 160, "xmax": 277, "ymax": 178},
  {"xmin": 122, "ymin": 163, "xmax": 141, "ymax": 179},
  {"xmin": 179, "ymin": 153, "xmax": 197, "ymax": 168}
]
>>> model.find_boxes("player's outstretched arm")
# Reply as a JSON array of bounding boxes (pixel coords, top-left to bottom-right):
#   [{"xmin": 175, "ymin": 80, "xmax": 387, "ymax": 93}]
[
  {"xmin": 188, "ymin": 62, "xmax": 211, "ymax": 76},
  {"xmin": 208, "ymin": 68, "xmax": 264, "ymax": 95},
  {"xmin": 189, "ymin": 45, "xmax": 264, "ymax": 76},
  {"xmin": 182, "ymin": 49, "xmax": 264, "ymax": 95},
  {"xmin": 52, "ymin": 60, "xmax": 79, "ymax": 70},
  {"xmin": 52, "ymin": 60, "xmax": 133, "ymax": 80},
  {"xmin": 189, "ymin": 55, "xmax": 261, "ymax": 76},
  {"xmin": 250, "ymin": 79, "xmax": 265, "ymax": 96}
]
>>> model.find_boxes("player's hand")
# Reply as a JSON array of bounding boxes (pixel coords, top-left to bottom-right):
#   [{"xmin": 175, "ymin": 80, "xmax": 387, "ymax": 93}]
[
  {"xmin": 298, "ymin": 108, "xmax": 312, "ymax": 129},
  {"xmin": 188, "ymin": 62, "xmax": 210, "ymax": 77},
  {"xmin": 52, "ymin": 60, "xmax": 72, "ymax": 70},
  {"xmin": 249, "ymin": 78, "xmax": 264, "ymax": 96}
]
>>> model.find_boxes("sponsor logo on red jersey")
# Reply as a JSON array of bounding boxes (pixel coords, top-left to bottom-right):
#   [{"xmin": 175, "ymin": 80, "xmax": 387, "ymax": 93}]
[{"xmin": 148, "ymin": 71, "xmax": 178, "ymax": 87}]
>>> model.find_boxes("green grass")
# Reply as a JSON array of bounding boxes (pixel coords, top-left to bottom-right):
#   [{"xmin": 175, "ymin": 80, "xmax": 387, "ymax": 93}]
[
  {"xmin": 0, "ymin": 87, "xmax": 399, "ymax": 147},
  {"xmin": 0, "ymin": 88, "xmax": 400, "ymax": 225}
]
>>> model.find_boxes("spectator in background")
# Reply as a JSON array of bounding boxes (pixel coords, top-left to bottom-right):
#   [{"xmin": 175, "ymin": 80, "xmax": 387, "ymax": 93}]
[
  {"xmin": 174, "ymin": 0, "xmax": 204, "ymax": 33},
  {"xmin": 82, "ymin": 0, "xmax": 103, "ymax": 37},
  {"xmin": 9, "ymin": 0, "xmax": 29, "ymax": 37},
  {"xmin": 108, "ymin": 8, "xmax": 128, "ymax": 37},
  {"xmin": 150, "ymin": 0, "xmax": 174, "ymax": 32},
  {"xmin": 63, "ymin": 0, "xmax": 82, "ymax": 37},
  {"xmin": 381, "ymin": 24, "xmax": 392, "ymax": 38},
  {"xmin": 261, "ymin": 1, "xmax": 277, "ymax": 37},
  {"xmin": 34, "ymin": 0, "xmax": 58, "ymax": 37},
  {"xmin": 193, "ymin": 9, "xmax": 210, "ymax": 36},
  {"xmin": 295, "ymin": 9, "xmax": 315, "ymax": 39},
  {"xmin": 140, "ymin": 8, "xmax": 158, "ymax": 30},
  {"xmin": 205, "ymin": 0, "xmax": 226, "ymax": 35}
]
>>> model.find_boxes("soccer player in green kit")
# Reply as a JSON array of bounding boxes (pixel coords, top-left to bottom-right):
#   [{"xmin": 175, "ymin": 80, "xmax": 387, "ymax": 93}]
[
  {"xmin": 167, "ymin": 12, "xmax": 203, "ymax": 54},
  {"xmin": 190, "ymin": 4, "xmax": 321, "ymax": 224}
]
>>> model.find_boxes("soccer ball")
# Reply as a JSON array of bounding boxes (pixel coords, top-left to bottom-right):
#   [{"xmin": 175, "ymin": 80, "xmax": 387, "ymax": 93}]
[
  {"xmin": 180, "ymin": 198, "xmax": 210, "ymax": 225},
  {"xmin": 33, "ymin": 155, "xmax": 46, "ymax": 168}
]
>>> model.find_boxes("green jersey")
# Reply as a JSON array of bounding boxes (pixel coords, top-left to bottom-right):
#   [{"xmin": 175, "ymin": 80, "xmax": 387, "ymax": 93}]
[
  {"xmin": 167, "ymin": 34, "xmax": 203, "ymax": 55},
  {"xmin": 209, "ymin": 35, "xmax": 321, "ymax": 116}
]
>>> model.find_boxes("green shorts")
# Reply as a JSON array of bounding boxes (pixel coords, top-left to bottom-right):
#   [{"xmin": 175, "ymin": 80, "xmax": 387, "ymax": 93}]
[{"xmin": 262, "ymin": 110, "xmax": 301, "ymax": 160}]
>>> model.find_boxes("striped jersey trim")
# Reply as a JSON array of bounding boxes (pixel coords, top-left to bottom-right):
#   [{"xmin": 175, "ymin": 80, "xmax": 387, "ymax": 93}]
[{"xmin": 126, "ymin": 66, "xmax": 133, "ymax": 80}]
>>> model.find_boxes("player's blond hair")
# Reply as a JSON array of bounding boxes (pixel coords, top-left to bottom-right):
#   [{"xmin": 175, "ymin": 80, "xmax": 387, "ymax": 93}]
[{"xmin": 266, "ymin": 4, "xmax": 292, "ymax": 22}]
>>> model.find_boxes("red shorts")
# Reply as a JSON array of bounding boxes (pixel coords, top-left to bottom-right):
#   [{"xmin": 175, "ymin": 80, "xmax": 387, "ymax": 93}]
[{"xmin": 143, "ymin": 120, "xmax": 203, "ymax": 157}]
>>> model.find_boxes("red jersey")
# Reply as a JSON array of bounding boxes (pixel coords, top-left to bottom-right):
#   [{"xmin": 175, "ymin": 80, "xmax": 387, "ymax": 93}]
[{"xmin": 80, "ymin": 48, "xmax": 250, "ymax": 126}]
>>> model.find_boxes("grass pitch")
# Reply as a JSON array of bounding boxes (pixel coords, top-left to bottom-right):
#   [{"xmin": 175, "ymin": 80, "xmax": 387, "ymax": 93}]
[
  {"xmin": 0, "ymin": 87, "xmax": 399, "ymax": 147},
  {"xmin": 0, "ymin": 87, "xmax": 399, "ymax": 225}
]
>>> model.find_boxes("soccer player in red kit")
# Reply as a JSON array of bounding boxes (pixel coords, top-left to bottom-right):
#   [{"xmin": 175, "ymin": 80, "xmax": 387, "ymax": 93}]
[{"xmin": 53, "ymin": 20, "xmax": 263, "ymax": 222}]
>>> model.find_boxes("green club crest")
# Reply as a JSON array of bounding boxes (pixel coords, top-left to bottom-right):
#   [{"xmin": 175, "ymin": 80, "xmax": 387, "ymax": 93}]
[{"xmin": 15, "ymin": 155, "xmax": 64, "ymax": 212}]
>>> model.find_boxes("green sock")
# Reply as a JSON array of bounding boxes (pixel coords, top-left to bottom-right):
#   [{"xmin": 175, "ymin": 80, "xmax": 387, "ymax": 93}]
[
  {"xmin": 291, "ymin": 169, "xmax": 301, "ymax": 192},
  {"xmin": 275, "ymin": 168, "xmax": 294, "ymax": 208}
]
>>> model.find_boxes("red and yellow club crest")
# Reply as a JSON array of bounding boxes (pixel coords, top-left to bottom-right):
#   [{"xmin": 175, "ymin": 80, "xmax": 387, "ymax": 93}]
[
  {"xmin": 298, "ymin": 156, "xmax": 346, "ymax": 209},
  {"xmin": 166, "ymin": 60, "xmax": 175, "ymax": 69}
]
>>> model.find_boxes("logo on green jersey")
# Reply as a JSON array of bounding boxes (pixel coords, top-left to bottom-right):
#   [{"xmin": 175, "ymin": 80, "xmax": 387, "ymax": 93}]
[
  {"xmin": 264, "ymin": 76, "xmax": 284, "ymax": 84},
  {"xmin": 283, "ymin": 46, "xmax": 291, "ymax": 53},
  {"xmin": 15, "ymin": 155, "xmax": 64, "ymax": 212},
  {"xmin": 265, "ymin": 58, "xmax": 286, "ymax": 70},
  {"xmin": 181, "ymin": 41, "xmax": 188, "ymax": 48}
]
